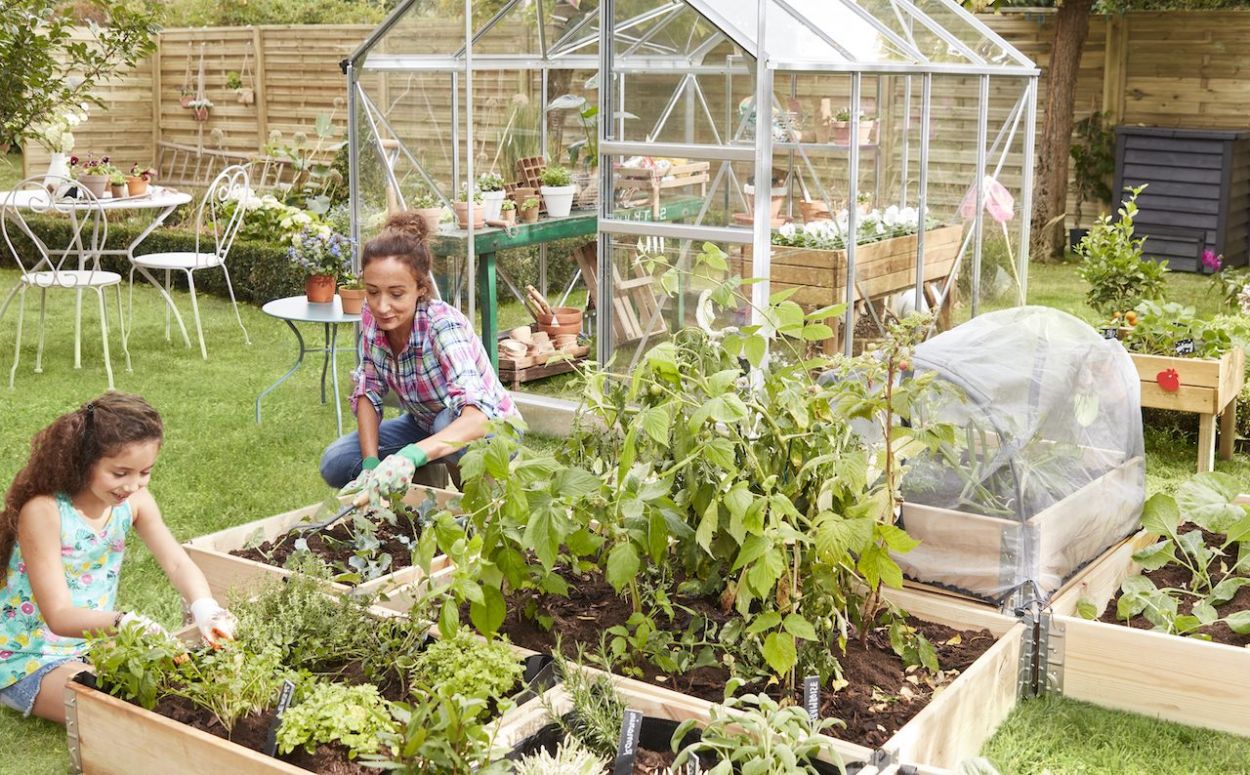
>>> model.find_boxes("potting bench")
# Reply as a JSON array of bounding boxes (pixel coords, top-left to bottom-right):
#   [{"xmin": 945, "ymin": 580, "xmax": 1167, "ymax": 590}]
[{"xmin": 427, "ymin": 197, "xmax": 704, "ymax": 371}]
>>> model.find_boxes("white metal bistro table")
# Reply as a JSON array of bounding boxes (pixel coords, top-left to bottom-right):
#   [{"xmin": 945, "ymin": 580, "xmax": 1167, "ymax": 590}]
[
  {"xmin": 0, "ymin": 186, "xmax": 193, "ymax": 368},
  {"xmin": 255, "ymin": 295, "xmax": 360, "ymax": 436}
]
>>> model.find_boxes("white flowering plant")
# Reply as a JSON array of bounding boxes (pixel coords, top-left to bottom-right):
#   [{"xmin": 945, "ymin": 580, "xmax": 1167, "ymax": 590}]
[
  {"xmin": 34, "ymin": 104, "xmax": 89, "ymax": 154},
  {"xmin": 224, "ymin": 187, "xmax": 329, "ymax": 244},
  {"xmin": 772, "ymin": 205, "xmax": 931, "ymax": 251}
]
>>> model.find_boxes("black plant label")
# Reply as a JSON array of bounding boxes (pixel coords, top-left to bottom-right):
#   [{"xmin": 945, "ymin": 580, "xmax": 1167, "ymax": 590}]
[
  {"xmin": 612, "ymin": 708, "xmax": 644, "ymax": 775},
  {"xmin": 804, "ymin": 675, "xmax": 820, "ymax": 721},
  {"xmin": 1101, "ymin": 327, "xmax": 1118, "ymax": 340},
  {"xmin": 1175, "ymin": 338, "xmax": 1195, "ymax": 356},
  {"xmin": 263, "ymin": 679, "xmax": 297, "ymax": 757}
]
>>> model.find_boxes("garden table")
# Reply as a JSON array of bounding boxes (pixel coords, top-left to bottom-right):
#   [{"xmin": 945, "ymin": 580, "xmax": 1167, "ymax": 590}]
[
  {"xmin": 0, "ymin": 186, "xmax": 192, "ymax": 369},
  {"xmin": 254, "ymin": 295, "xmax": 360, "ymax": 436},
  {"xmin": 427, "ymin": 198, "xmax": 704, "ymax": 371}
]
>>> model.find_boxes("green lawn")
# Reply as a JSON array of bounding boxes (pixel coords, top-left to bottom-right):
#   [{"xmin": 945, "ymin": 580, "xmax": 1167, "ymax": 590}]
[{"xmin": 0, "ymin": 238, "xmax": 1246, "ymax": 770}]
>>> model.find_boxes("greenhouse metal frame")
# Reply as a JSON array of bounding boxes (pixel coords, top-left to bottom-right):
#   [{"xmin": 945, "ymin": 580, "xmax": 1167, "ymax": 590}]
[{"xmin": 346, "ymin": 0, "xmax": 1040, "ymax": 366}]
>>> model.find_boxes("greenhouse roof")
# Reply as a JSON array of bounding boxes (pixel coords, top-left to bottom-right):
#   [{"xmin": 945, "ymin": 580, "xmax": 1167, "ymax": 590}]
[{"xmin": 351, "ymin": 0, "xmax": 1035, "ymax": 76}]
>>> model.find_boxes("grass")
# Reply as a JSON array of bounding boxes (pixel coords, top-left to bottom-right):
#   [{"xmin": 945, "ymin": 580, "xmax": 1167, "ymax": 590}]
[{"xmin": 982, "ymin": 696, "xmax": 1250, "ymax": 774}]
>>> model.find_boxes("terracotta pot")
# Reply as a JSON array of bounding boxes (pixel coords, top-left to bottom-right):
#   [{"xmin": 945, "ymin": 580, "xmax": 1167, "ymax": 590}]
[
  {"xmin": 745, "ymin": 185, "xmax": 785, "ymax": 220},
  {"xmin": 338, "ymin": 287, "xmax": 365, "ymax": 314},
  {"xmin": 501, "ymin": 209, "xmax": 516, "ymax": 226},
  {"xmin": 539, "ymin": 321, "xmax": 582, "ymax": 337},
  {"xmin": 110, "ymin": 183, "xmax": 127, "ymax": 199},
  {"xmin": 192, "ymin": 107, "xmax": 210, "ymax": 122},
  {"xmin": 126, "ymin": 177, "xmax": 149, "ymax": 197},
  {"xmin": 510, "ymin": 187, "xmax": 536, "ymax": 205},
  {"xmin": 305, "ymin": 274, "xmax": 336, "ymax": 304},
  {"xmin": 414, "ymin": 207, "xmax": 443, "ymax": 234},
  {"xmin": 536, "ymin": 306, "xmax": 583, "ymax": 326},
  {"xmin": 799, "ymin": 200, "xmax": 832, "ymax": 223},
  {"xmin": 454, "ymin": 202, "xmax": 485, "ymax": 230},
  {"xmin": 179, "ymin": 95, "xmax": 193, "ymax": 108},
  {"xmin": 77, "ymin": 174, "xmax": 109, "ymax": 198},
  {"xmin": 235, "ymin": 87, "xmax": 254, "ymax": 106},
  {"xmin": 519, "ymin": 204, "xmax": 540, "ymax": 223}
]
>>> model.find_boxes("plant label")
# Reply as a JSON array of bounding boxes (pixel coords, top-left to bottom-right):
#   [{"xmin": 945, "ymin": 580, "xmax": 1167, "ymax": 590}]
[
  {"xmin": 612, "ymin": 708, "xmax": 644, "ymax": 775},
  {"xmin": 1175, "ymin": 338, "xmax": 1195, "ymax": 356},
  {"xmin": 1101, "ymin": 327, "xmax": 1118, "ymax": 340},
  {"xmin": 262, "ymin": 679, "xmax": 297, "ymax": 757},
  {"xmin": 804, "ymin": 675, "xmax": 821, "ymax": 721}
]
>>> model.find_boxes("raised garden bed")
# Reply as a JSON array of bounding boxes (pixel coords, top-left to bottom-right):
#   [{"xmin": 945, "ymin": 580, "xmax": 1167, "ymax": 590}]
[
  {"xmin": 183, "ymin": 485, "xmax": 458, "ymax": 612},
  {"xmin": 1044, "ymin": 496, "xmax": 1250, "ymax": 737},
  {"xmin": 897, "ymin": 452, "xmax": 1145, "ymax": 608},
  {"xmin": 1129, "ymin": 348, "xmax": 1244, "ymax": 472}
]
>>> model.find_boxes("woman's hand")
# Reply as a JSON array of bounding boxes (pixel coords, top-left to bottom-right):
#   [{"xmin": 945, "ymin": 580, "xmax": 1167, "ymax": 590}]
[
  {"xmin": 339, "ymin": 456, "xmax": 380, "ymax": 496},
  {"xmin": 363, "ymin": 445, "xmax": 428, "ymax": 506}
]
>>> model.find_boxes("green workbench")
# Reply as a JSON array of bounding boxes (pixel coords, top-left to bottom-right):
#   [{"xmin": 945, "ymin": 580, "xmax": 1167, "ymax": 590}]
[{"xmin": 428, "ymin": 197, "xmax": 704, "ymax": 370}]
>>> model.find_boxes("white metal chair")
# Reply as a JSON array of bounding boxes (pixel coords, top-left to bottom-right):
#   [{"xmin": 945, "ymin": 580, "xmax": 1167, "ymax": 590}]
[
  {"xmin": 129, "ymin": 164, "xmax": 251, "ymax": 359},
  {"xmin": 0, "ymin": 176, "xmax": 127, "ymax": 389}
]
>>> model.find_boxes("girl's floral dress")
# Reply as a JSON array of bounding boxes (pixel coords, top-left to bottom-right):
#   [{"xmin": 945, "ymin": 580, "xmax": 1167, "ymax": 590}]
[{"xmin": 0, "ymin": 493, "xmax": 132, "ymax": 689}]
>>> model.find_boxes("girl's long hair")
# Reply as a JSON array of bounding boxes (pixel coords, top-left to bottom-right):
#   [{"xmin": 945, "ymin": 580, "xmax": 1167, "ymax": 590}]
[{"xmin": 1, "ymin": 393, "xmax": 163, "ymax": 584}]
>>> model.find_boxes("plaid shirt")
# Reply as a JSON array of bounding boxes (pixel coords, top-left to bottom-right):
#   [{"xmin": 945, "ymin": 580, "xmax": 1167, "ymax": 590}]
[{"xmin": 350, "ymin": 301, "xmax": 517, "ymax": 431}]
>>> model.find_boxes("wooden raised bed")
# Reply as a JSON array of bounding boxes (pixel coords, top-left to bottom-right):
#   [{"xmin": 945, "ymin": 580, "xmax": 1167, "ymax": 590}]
[
  {"xmin": 738, "ymin": 224, "xmax": 964, "ymax": 310},
  {"xmin": 896, "ymin": 453, "xmax": 1145, "ymax": 608},
  {"xmin": 1130, "ymin": 348, "xmax": 1244, "ymax": 472},
  {"xmin": 1047, "ymin": 519, "xmax": 1250, "ymax": 737},
  {"xmin": 183, "ymin": 485, "xmax": 458, "ymax": 612}
]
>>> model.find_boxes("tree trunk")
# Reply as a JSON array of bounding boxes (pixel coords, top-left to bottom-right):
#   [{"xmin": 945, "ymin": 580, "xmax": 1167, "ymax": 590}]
[{"xmin": 1031, "ymin": 0, "xmax": 1096, "ymax": 261}]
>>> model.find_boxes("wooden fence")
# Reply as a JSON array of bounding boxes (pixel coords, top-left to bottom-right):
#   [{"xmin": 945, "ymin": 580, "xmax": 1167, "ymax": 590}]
[{"xmin": 22, "ymin": 12, "xmax": 1250, "ymax": 225}]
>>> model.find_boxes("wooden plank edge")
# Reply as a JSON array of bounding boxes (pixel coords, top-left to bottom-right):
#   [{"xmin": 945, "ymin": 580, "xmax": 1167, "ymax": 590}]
[
  {"xmin": 1048, "ymin": 530, "xmax": 1156, "ymax": 617},
  {"xmin": 1057, "ymin": 614, "xmax": 1250, "ymax": 738}
]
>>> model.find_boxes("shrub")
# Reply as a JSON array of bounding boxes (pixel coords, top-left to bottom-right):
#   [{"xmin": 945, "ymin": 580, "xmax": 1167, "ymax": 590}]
[{"xmin": 1077, "ymin": 186, "xmax": 1168, "ymax": 317}]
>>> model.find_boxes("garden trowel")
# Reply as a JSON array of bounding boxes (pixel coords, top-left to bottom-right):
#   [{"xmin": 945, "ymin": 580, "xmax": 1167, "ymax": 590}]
[{"xmin": 284, "ymin": 491, "xmax": 370, "ymax": 541}]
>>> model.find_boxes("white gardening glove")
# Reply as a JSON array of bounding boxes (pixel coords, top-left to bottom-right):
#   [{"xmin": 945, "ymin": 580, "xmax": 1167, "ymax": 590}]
[
  {"xmin": 118, "ymin": 611, "xmax": 169, "ymax": 638},
  {"xmin": 189, "ymin": 598, "xmax": 237, "ymax": 649},
  {"xmin": 362, "ymin": 451, "xmax": 419, "ymax": 508},
  {"xmin": 339, "ymin": 456, "xmax": 381, "ymax": 496}
]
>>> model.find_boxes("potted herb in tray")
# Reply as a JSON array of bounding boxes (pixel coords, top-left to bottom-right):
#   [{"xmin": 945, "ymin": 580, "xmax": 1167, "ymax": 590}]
[
  {"xmin": 455, "ymin": 186, "xmax": 485, "ymax": 229},
  {"xmin": 519, "ymin": 196, "xmax": 541, "ymax": 224},
  {"xmin": 500, "ymin": 197, "xmax": 517, "ymax": 226},
  {"xmin": 411, "ymin": 185, "xmax": 445, "ymax": 234},
  {"xmin": 338, "ymin": 273, "xmax": 365, "ymax": 315},
  {"xmin": 74, "ymin": 153, "xmax": 112, "ymax": 198},
  {"xmin": 477, "ymin": 171, "xmax": 506, "ymax": 221},
  {"xmin": 107, "ymin": 165, "xmax": 127, "ymax": 199},
  {"xmin": 127, "ymin": 163, "xmax": 156, "ymax": 196},
  {"xmin": 539, "ymin": 164, "xmax": 576, "ymax": 218}
]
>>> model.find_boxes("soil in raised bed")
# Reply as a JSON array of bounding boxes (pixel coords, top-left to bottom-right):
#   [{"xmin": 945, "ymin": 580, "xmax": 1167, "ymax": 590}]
[
  {"xmin": 493, "ymin": 567, "xmax": 998, "ymax": 748},
  {"xmin": 231, "ymin": 512, "xmax": 422, "ymax": 579},
  {"xmin": 1098, "ymin": 527, "xmax": 1250, "ymax": 648},
  {"xmin": 155, "ymin": 694, "xmax": 373, "ymax": 774}
]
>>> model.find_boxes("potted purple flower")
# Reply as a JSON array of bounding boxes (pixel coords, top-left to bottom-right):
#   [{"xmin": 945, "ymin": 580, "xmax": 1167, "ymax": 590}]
[{"xmin": 289, "ymin": 228, "xmax": 351, "ymax": 304}]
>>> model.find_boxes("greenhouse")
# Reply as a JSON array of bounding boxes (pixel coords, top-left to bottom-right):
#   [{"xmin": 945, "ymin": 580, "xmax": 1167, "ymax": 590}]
[{"xmin": 345, "ymin": 0, "xmax": 1040, "ymax": 366}]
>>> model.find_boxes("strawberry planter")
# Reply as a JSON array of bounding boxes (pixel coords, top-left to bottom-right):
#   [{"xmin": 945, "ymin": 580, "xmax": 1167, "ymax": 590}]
[
  {"xmin": 182, "ymin": 485, "xmax": 459, "ymax": 612},
  {"xmin": 1129, "ymin": 348, "xmax": 1244, "ymax": 472}
]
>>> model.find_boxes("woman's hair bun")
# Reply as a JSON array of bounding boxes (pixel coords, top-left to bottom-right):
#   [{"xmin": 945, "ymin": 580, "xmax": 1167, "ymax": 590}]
[{"xmin": 385, "ymin": 210, "xmax": 430, "ymax": 241}]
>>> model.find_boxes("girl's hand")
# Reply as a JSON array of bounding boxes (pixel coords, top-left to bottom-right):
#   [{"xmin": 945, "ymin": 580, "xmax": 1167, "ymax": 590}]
[
  {"xmin": 118, "ymin": 611, "xmax": 169, "ymax": 638},
  {"xmin": 190, "ymin": 598, "xmax": 236, "ymax": 648}
]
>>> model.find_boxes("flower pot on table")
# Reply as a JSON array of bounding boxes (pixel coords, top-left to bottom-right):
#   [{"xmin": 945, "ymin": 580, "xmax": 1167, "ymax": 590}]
[
  {"xmin": 305, "ymin": 274, "xmax": 336, "ymax": 304},
  {"xmin": 77, "ymin": 174, "xmax": 109, "ymax": 199},
  {"xmin": 454, "ymin": 202, "xmax": 485, "ymax": 230},
  {"xmin": 480, "ymin": 189, "xmax": 506, "ymax": 221},
  {"xmin": 338, "ymin": 287, "xmax": 365, "ymax": 315},
  {"xmin": 110, "ymin": 183, "xmax": 127, "ymax": 199},
  {"xmin": 539, "ymin": 184, "xmax": 577, "ymax": 218}
]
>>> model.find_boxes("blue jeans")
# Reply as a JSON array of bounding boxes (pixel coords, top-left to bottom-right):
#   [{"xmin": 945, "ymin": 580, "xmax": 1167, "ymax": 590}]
[
  {"xmin": 0, "ymin": 657, "xmax": 85, "ymax": 717},
  {"xmin": 320, "ymin": 409, "xmax": 464, "ymax": 489}
]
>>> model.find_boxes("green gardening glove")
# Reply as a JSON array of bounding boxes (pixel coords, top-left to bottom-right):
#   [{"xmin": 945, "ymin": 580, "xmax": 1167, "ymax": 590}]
[
  {"xmin": 338, "ymin": 455, "xmax": 380, "ymax": 496},
  {"xmin": 363, "ymin": 445, "xmax": 428, "ymax": 507}
]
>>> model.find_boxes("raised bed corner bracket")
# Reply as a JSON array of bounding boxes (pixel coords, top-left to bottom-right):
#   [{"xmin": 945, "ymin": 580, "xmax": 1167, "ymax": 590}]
[
  {"xmin": 1016, "ymin": 606, "xmax": 1064, "ymax": 700},
  {"xmin": 66, "ymin": 685, "xmax": 82, "ymax": 774}
]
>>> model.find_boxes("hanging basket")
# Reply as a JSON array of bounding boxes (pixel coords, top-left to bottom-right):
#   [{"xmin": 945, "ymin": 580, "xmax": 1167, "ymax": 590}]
[
  {"xmin": 235, "ymin": 87, "xmax": 254, "ymax": 106},
  {"xmin": 192, "ymin": 106, "xmax": 210, "ymax": 122}
]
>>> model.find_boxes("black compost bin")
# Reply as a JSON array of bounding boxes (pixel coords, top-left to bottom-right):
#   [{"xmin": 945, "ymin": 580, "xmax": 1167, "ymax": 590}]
[{"xmin": 1113, "ymin": 126, "xmax": 1250, "ymax": 272}]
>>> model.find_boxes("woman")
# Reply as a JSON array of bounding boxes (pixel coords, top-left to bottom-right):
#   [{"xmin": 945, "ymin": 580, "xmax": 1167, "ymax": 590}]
[{"xmin": 320, "ymin": 211, "xmax": 519, "ymax": 498}]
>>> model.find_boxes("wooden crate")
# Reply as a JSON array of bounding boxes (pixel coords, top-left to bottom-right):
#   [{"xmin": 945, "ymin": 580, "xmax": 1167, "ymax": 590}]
[
  {"xmin": 896, "ymin": 454, "xmax": 1145, "ymax": 607},
  {"xmin": 498, "ymin": 346, "xmax": 588, "ymax": 389},
  {"xmin": 182, "ymin": 484, "xmax": 458, "ymax": 612},
  {"xmin": 613, "ymin": 161, "xmax": 710, "ymax": 217},
  {"xmin": 738, "ymin": 224, "xmax": 964, "ymax": 309},
  {"xmin": 1130, "ymin": 348, "xmax": 1244, "ymax": 472}
]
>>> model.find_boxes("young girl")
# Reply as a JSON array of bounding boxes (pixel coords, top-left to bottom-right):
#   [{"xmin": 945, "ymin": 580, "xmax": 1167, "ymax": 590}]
[
  {"xmin": 320, "ymin": 211, "xmax": 520, "ymax": 500},
  {"xmin": 0, "ymin": 393, "xmax": 235, "ymax": 723}
]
